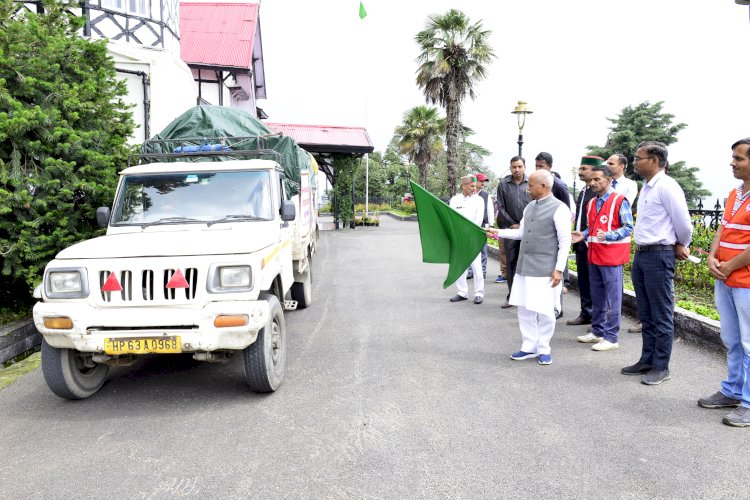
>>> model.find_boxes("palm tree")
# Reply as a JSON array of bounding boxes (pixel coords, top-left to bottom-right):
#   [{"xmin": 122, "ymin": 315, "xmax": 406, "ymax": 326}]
[
  {"xmin": 415, "ymin": 9, "xmax": 495, "ymax": 196},
  {"xmin": 393, "ymin": 106, "xmax": 445, "ymax": 188}
]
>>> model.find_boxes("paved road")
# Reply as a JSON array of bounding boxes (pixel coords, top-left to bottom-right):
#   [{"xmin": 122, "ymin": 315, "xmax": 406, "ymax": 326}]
[{"xmin": 1, "ymin": 217, "xmax": 747, "ymax": 499}]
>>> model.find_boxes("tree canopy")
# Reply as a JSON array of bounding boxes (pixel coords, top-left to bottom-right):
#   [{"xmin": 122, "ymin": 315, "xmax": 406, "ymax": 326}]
[
  {"xmin": 415, "ymin": 9, "xmax": 495, "ymax": 197},
  {"xmin": 393, "ymin": 105, "xmax": 444, "ymax": 188},
  {"xmin": 0, "ymin": 0, "xmax": 135, "ymax": 304},
  {"xmin": 586, "ymin": 101, "xmax": 709, "ymax": 208}
]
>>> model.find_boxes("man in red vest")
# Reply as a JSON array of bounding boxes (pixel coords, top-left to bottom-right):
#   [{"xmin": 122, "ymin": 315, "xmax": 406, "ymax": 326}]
[
  {"xmin": 699, "ymin": 137, "xmax": 750, "ymax": 427},
  {"xmin": 571, "ymin": 164, "xmax": 634, "ymax": 351}
]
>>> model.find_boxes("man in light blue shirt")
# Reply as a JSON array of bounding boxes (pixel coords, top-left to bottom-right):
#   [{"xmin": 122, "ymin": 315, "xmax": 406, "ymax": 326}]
[{"xmin": 621, "ymin": 141, "xmax": 692, "ymax": 385}]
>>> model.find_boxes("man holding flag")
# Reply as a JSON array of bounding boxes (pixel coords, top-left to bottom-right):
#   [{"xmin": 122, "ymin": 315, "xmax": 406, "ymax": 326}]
[
  {"xmin": 486, "ymin": 170, "xmax": 572, "ymax": 365},
  {"xmin": 409, "ymin": 180, "xmax": 488, "ymax": 302},
  {"xmin": 448, "ymin": 175, "xmax": 486, "ymax": 304}
]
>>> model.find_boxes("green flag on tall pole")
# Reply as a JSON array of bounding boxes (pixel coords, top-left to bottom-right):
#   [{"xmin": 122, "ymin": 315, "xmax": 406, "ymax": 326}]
[
  {"xmin": 359, "ymin": 1, "xmax": 367, "ymax": 19},
  {"xmin": 410, "ymin": 181, "xmax": 488, "ymax": 288}
]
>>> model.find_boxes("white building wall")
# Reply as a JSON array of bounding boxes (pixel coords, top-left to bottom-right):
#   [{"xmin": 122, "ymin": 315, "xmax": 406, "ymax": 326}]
[{"xmin": 110, "ymin": 42, "xmax": 197, "ymax": 143}]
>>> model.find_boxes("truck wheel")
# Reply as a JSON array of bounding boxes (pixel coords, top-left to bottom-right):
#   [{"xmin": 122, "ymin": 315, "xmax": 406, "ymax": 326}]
[
  {"xmin": 243, "ymin": 294, "xmax": 286, "ymax": 392},
  {"xmin": 291, "ymin": 265, "xmax": 312, "ymax": 309},
  {"xmin": 41, "ymin": 339, "xmax": 109, "ymax": 400}
]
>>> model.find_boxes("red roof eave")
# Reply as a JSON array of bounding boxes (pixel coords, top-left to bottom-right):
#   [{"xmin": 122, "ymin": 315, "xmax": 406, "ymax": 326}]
[{"xmin": 180, "ymin": 2, "xmax": 258, "ymax": 70}]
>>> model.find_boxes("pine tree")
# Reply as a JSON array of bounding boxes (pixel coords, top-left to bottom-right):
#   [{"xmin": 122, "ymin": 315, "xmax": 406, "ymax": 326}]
[
  {"xmin": 0, "ymin": 0, "xmax": 135, "ymax": 304},
  {"xmin": 586, "ymin": 101, "xmax": 709, "ymax": 207}
]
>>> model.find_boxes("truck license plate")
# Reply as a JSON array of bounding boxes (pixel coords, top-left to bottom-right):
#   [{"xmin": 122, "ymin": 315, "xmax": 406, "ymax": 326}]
[{"xmin": 104, "ymin": 336, "xmax": 181, "ymax": 355}]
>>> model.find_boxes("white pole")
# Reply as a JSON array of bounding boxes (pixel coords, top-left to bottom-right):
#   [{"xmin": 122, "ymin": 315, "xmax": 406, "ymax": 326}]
[{"xmin": 365, "ymin": 153, "xmax": 369, "ymax": 215}]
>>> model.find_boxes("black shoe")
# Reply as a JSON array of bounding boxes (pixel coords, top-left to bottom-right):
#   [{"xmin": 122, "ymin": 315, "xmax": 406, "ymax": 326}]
[
  {"xmin": 450, "ymin": 294, "xmax": 468, "ymax": 302},
  {"xmin": 621, "ymin": 362, "xmax": 653, "ymax": 376},
  {"xmin": 474, "ymin": 296, "xmax": 483, "ymax": 304},
  {"xmin": 566, "ymin": 316, "xmax": 592, "ymax": 326},
  {"xmin": 467, "ymin": 274, "xmax": 474, "ymax": 280},
  {"xmin": 501, "ymin": 301, "xmax": 513, "ymax": 309},
  {"xmin": 641, "ymin": 368, "xmax": 671, "ymax": 385},
  {"xmin": 555, "ymin": 311, "xmax": 563, "ymax": 320}
]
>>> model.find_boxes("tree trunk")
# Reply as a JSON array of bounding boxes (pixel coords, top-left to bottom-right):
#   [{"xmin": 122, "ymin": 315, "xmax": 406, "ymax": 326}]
[
  {"xmin": 445, "ymin": 98, "xmax": 461, "ymax": 197},
  {"xmin": 419, "ymin": 162, "xmax": 427, "ymax": 188}
]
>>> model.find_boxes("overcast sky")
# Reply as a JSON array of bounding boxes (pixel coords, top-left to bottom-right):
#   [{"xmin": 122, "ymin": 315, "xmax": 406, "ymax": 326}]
[{"xmin": 258, "ymin": 0, "xmax": 750, "ymax": 203}]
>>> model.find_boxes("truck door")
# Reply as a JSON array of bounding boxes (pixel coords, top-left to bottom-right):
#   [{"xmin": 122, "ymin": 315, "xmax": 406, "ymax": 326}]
[{"xmin": 277, "ymin": 172, "xmax": 294, "ymax": 294}]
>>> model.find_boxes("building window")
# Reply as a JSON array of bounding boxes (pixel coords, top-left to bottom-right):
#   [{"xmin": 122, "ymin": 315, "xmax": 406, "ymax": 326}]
[{"xmin": 101, "ymin": 0, "xmax": 149, "ymax": 16}]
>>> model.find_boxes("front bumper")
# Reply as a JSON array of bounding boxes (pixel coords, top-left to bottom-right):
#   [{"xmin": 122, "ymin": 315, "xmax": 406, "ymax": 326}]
[{"xmin": 33, "ymin": 300, "xmax": 270, "ymax": 352}]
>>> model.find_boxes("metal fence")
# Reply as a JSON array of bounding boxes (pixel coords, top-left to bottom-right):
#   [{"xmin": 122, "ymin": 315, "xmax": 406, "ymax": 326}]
[{"xmin": 689, "ymin": 198, "xmax": 724, "ymax": 231}]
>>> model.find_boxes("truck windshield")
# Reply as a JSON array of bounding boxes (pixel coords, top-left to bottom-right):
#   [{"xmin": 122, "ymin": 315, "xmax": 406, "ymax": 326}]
[{"xmin": 111, "ymin": 171, "xmax": 273, "ymax": 225}]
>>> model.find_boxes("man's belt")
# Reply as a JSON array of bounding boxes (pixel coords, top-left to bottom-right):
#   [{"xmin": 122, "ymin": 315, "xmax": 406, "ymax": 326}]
[{"xmin": 635, "ymin": 244, "xmax": 675, "ymax": 252}]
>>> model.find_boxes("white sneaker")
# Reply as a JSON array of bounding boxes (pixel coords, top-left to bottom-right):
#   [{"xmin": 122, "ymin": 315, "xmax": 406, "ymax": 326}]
[
  {"xmin": 577, "ymin": 332, "xmax": 602, "ymax": 343},
  {"xmin": 592, "ymin": 339, "xmax": 620, "ymax": 351}
]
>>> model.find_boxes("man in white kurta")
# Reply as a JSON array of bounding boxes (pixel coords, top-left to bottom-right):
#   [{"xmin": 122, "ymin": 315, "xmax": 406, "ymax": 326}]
[
  {"xmin": 449, "ymin": 175, "xmax": 486, "ymax": 304},
  {"xmin": 487, "ymin": 170, "xmax": 572, "ymax": 364}
]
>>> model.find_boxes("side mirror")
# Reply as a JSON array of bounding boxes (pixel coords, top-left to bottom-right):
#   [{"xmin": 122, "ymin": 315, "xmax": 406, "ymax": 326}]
[
  {"xmin": 281, "ymin": 200, "xmax": 296, "ymax": 222},
  {"xmin": 96, "ymin": 207, "xmax": 111, "ymax": 228}
]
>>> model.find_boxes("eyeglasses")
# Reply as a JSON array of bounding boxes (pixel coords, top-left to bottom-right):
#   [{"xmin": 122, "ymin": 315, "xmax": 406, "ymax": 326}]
[{"xmin": 633, "ymin": 156, "xmax": 653, "ymax": 163}]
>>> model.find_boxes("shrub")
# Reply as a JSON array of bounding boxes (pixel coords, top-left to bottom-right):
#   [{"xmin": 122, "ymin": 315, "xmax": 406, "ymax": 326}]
[{"xmin": 0, "ymin": 1, "xmax": 135, "ymax": 301}]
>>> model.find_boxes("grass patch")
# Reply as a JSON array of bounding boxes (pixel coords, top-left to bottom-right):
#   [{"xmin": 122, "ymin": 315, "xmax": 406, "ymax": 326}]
[
  {"xmin": 0, "ymin": 307, "xmax": 32, "ymax": 325},
  {"xmin": 0, "ymin": 351, "xmax": 41, "ymax": 390}
]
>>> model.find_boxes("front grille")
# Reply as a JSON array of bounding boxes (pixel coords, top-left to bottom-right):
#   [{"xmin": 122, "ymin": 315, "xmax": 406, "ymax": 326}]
[{"xmin": 99, "ymin": 268, "xmax": 199, "ymax": 303}]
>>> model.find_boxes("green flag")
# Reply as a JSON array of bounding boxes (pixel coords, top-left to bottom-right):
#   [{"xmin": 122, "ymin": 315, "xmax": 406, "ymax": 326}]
[
  {"xmin": 410, "ymin": 181, "xmax": 488, "ymax": 288},
  {"xmin": 359, "ymin": 1, "xmax": 367, "ymax": 19}
]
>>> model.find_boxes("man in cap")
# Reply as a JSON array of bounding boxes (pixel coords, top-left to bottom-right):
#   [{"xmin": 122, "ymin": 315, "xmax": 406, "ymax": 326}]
[
  {"xmin": 469, "ymin": 172, "xmax": 494, "ymax": 279},
  {"xmin": 487, "ymin": 170, "xmax": 572, "ymax": 365},
  {"xmin": 567, "ymin": 156, "xmax": 602, "ymax": 327},
  {"xmin": 449, "ymin": 175, "xmax": 485, "ymax": 304}
]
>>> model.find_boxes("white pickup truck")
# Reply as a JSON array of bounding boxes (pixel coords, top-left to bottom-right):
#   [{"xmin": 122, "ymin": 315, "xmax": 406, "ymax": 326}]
[{"xmin": 32, "ymin": 156, "xmax": 316, "ymax": 399}]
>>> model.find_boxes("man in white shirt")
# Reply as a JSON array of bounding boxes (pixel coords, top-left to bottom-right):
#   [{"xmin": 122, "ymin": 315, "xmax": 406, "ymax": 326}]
[
  {"xmin": 606, "ymin": 154, "xmax": 639, "ymax": 204},
  {"xmin": 449, "ymin": 175, "xmax": 486, "ymax": 304},
  {"xmin": 486, "ymin": 170, "xmax": 572, "ymax": 365},
  {"xmin": 621, "ymin": 141, "xmax": 692, "ymax": 385}
]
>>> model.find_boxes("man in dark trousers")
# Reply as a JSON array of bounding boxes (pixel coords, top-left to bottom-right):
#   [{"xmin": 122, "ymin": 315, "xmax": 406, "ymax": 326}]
[
  {"xmin": 567, "ymin": 156, "xmax": 602, "ymax": 326},
  {"xmin": 535, "ymin": 152, "xmax": 571, "ymax": 208},
  {"xmin": 622, "ymin": 141, "xmax": 692, "ymax": 385},
  {"xmin": 535, "ymin": 152, "xmax": 571, "ymax": 318},
  {"xmin": 496, "ymin": 156, "xmax": 531, "ymax": 308}
]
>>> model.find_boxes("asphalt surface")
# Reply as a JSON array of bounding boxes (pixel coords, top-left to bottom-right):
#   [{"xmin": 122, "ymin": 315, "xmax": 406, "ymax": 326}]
[{"xmin": 1, "ymin": 216, "xmax": 747, "ymax": 499}]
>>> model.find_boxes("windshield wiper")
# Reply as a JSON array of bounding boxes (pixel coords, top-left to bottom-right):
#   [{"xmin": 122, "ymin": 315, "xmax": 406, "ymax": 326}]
[
  {"xmin": 140, "ymin": 216, "xmax": 202, "ymax": 229},
  {"xmin": 207, "ymin": 214, "xmax": 267, "ymax": 226}
]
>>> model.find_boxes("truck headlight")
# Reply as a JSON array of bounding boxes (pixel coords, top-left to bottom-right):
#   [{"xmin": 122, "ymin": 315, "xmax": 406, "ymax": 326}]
[
  {"xmin": 44, "ymin": 267, "xmax": 90, "ymax": 299},
  {"xmin": 208, "ymin": 264, "xmax": 252, "ymax": 293}
]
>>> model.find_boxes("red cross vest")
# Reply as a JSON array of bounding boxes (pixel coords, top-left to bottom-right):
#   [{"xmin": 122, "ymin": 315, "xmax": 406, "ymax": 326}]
[
  {"xmin": 717, "ymin": 188, "xmax": 750, "ymax": 288},
  {"xmin": 586, "ymin": 192, "xmax": 631, "ymax": 266}
]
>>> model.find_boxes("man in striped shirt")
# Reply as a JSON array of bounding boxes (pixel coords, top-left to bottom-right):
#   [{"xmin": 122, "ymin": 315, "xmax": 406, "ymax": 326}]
[{"xmin": 699, "ymin": 137, "xmax": 750, "ymax": 427}]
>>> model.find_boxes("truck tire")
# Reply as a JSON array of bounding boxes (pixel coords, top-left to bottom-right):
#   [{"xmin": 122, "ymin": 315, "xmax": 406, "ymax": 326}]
[
  {"xmin": 291, "ymin": 263, "xmax": 312, "ymax": 309},
  {"xmin": 41, "ymin": 339, "xmax": 109, "ymax": 400},
  {"xmin": 243, "ymin": 294, "xmax": 286, "ymax": 392}
]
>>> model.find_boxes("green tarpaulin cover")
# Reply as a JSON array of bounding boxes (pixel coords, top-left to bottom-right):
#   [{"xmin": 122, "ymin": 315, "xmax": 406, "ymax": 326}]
[
  {"xmin": 143, "ymin": 106, "xmax": 315, "ymax": 196},
  {"xmin": 411, "ymin": 181, "xmax": 488, "ymax": 288}
]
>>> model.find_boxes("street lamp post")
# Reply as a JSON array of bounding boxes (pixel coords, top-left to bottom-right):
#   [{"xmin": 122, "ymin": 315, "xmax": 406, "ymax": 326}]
[{"xmin": 511, "ymin": 101, "xmax": 533, "ymax": 158}]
